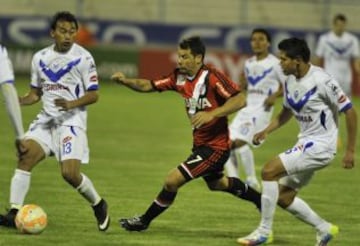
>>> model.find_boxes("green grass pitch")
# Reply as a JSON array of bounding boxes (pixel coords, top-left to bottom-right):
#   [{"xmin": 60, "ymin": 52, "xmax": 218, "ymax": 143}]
[{"xmin": 0, "ymin": 77, "xmax": 359, "ymax": 245}]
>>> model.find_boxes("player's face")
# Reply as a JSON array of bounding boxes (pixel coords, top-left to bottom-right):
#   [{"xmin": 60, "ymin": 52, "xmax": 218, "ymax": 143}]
[
  {"xmin": 177, "ymin": 48, "xmax": 202, "ymax": 76},
  {"xmin": 333, "ymin": 20, "xmax": 346, "ymax": 36},
  {"xmin": 278, "ymin": 50, "xmax": 298, "ymax": 75},
  {"xmin": 251, "ymin": 32, "xmax": 270, "ymax": 56},
  {"xmin": 51, "ymin": 20, "xmax": 78, "ymax": 53}
]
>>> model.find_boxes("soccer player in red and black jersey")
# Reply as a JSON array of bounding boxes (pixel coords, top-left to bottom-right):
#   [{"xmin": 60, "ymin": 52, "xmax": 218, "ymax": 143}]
[{"xmin": 111, "ymin": 36, "xmax": 262, "ymax": 231}]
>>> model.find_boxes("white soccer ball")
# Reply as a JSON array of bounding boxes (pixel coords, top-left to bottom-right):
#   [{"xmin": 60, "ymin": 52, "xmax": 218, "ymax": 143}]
[{"xmin": 15, "ymin": 204, "xmax": 48, "ymax": 234}]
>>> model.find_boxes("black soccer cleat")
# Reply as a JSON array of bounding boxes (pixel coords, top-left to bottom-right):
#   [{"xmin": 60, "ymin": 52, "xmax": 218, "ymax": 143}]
[
  {"xmin": 119, "ymin": 216, "xmax": 149, "ymax": 232},
  {"xmin": 0, "ymin": 208, "xmax": 18, "ymax": 228},
  {"xmin": 92, "ymin": 199, "xmax": 110, "ymax": 231}
]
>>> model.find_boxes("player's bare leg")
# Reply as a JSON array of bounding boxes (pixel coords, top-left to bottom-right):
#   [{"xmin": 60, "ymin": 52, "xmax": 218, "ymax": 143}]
[
  {"xmin": 120, "ymin": 168, "xmax": 186, "ymax": 231},
  {"xmin": 0, "ymin": 139, "xmax": 45, "ymax": 228},
  {"xmin": 61, "ymin": 159, "xmax": 110, "ymax": 231}
]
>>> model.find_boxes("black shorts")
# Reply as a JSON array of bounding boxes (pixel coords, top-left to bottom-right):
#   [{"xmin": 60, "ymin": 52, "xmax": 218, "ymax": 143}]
[{"xmin": 178, "ymin": 145, "xmax": 230, "ymax": 181}]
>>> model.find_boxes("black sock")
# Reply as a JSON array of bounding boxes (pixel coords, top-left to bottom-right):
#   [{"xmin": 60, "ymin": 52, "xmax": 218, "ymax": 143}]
[
  {"xmin": 142, "ymin": 188, "xmax": 177, "ymax": 224},
  {"xmin": 226, "ymin": 177, "xmax": 261, "ymax": 210}
]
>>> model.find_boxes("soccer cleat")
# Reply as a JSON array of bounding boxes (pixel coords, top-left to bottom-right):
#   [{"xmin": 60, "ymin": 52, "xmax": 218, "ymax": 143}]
[
  {"xmin": 92, "ymin": 199, "xmax": 110, "ymax": 231},
  {"xmin": 316, "ymin": 224, "xmax": 339, "ymax": 246},
  {"xmin": 0, "ymin": 208, "xmax": 18, "ymax": 228},
  {"xmin": 119, "ymin": 215, "xmax": 149, "ymax": 231},
  {"xmin": 237, "ymin": 229, "xmax": 273, "ymax": 245}
]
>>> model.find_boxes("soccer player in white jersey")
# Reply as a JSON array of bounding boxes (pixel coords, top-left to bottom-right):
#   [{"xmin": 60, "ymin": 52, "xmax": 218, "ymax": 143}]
[
  {"xmin": 314, "ymin": 13, "xmax": 360, "ymax": 97},
  {"xmin": 225, "ymin": 29, "xmax": 283, "ymax": 190},
  {"xmin": 237, "ymin": 38, "xmax": 357, "ymax": 245},
  {"xmin": 0, "ymin": 44, "xmax": 25, "ymax": 148},
  {"xmin": 0, "ymin": 11, "xmax": 110, "ymax": 231}
]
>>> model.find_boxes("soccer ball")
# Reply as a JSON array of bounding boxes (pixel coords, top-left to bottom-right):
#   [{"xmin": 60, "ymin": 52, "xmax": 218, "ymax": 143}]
[{"xmin": 15, "ymin": 204, "xmax": 47, "ymax": 234}]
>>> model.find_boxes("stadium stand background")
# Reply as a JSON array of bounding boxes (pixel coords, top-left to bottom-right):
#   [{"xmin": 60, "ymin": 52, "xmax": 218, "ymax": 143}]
[
  {"xmin": 0, "ymin": 0, "xmax": 359, "ymax": 30},
  {"xmin": 1, "ymin": 0, "xmax": 360, "ymax": 95}
]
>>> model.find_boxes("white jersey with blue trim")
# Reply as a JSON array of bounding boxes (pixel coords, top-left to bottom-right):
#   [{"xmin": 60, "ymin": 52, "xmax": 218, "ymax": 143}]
[
  {"xmin": 242, "ymin": 54, "xmax": 283, "ymax": 115},
  {"xmin": 315, "ymin": 31, "xmax": 360, "ymax": 84},
  {"xmin": 0, "ymin": 44, "xmax": 15, "ymax": 84},
  {"xmin": 283, "ymin": 65, "xmax": 352, "ymax": 151},
  {"xmin": 30, "ymin": 43, "xmax": 99, "ymax": 130}
]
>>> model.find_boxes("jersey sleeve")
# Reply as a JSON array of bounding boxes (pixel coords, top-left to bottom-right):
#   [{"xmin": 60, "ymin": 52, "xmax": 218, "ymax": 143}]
[
  {"xmin": 79, "ymin": 54, "xmax": 99, "ymax": 91},
  {"xmin": 315, "ymin": 35, "xmax": 326, "ymax": 58},
  {"xmin": 272, "ymin": 63, "xmax": 287, "ymax": 86},
  {"xmin": 210, "ymin": 68, "xmax": 240, "ymax": 99},
  {"xmin": 0, "ymin": 45, "xmax": 15, "ymax": 84},
  {"xmin": 152, "ymin": 70, "xmax": 177, "ymax": 91},
  {"xmin": 30, "ymin": 54, "xmax": 42, "ymax": 88},
  {"xmin": 351, "ymin": 35, "xmax": 360, "ymax": 58},
  {"xmin": 322, "ymin": 77, "xmax": 352, "ymax": 112}
]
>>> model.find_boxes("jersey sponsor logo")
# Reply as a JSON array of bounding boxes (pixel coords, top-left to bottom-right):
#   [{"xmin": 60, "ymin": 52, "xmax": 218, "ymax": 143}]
[
  {"xmin": 185, "ymin": 97, "xmax": 212, "ymax": 110},
  {"xmin": 294, "ymin": 114, "xmax": 313, "ymax": 122},
  {"xmin": 90, "ymin": 75, "xmax": 98, "ymax": 82},
  {"xmin": 246, "ymin": 67, "xmax": 273, "ymax": 86},
  {"xmin": 338, "ymin": 94, "xmax": 346, "ymax": 103},
  {"xmin": 40, "ymin": 58, "xmax": 81, "ymax": 82},
  {"xmin": 62, "ymin": 136, "xmax": 72, "ymax": 143},
  {"xmin": 43, "ymin": 83, "xmax": 69, "ymax": 92},
  {"xmin": 247, "ymin": 88, "xmax": 265, "ymax": 95},
  {"xmin": 285, "ymin": 83, "xmax": 317, "ymax": 112}
]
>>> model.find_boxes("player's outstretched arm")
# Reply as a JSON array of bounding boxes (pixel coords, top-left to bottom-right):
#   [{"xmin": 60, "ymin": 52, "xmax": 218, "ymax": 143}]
[
  {"xmin": 342, "ymin": 107, "xmax": 357, "ymax": 169},
  {"xmin": 191, "ymin": 92, "xmax": 246, "ymax": 129},
  {"xmin": 210, "ymin": 92, "xmax": 246, "ymax": 117},
  {"xmin": 0, "ymin": 83, "xmax": 25, "ymax": 139},
  {"xmin": 111, "ymin": 72, "xmax": 155, "ymax": 92},
  {"xmin": 253, "ymin": 106, "xmax": 292, "ymax": 145},
  {"xmin": 54, "ymin": 90, "xmax": 98, "ymax": 111},
  {"xmin": 263, "ymin": 106, "xmax": 292, "ymax": 134},
  {"xmin": 264, "ymin": 84, "xmax": 283, "ymax": 110}
]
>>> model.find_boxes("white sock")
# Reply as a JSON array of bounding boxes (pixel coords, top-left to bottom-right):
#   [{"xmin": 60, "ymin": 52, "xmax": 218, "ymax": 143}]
[
  {"xmin": 286, "ymin": 196, "xmax": 329, "ymax": 231},
  {"xmin": 76, "ymin": 173, "xmax": 101, "ymax": 206},
  {"xmin": 237, "ymin": 145, "xmax": 256, "ymax": 178},
  {"xmin": 224, "ymin": 150, "xmax": 239, "ymax": 178},
  {"xmin": 259, "ymin": 181, "xmax": 279, "ymax": 233},
  {"xmin": 10, "ymin": 169, "xmax": 31, "ymax": 209}
]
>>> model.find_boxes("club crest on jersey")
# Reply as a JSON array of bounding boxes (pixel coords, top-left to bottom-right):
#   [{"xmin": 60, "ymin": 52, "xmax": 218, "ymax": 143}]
[{"xmin": 294, "ymin": 90, "xmax": 299, "ymax": 99}]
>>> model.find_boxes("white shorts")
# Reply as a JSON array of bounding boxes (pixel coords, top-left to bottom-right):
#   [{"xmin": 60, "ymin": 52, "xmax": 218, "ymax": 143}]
[
  {"xmin": 278, "ymin": 140, "xmax": 335, "ymax": 190},
  {"xmin": 25, "ymin": 123, "xmax": 89, "ymax": 164},
  {"xmin": 229, "ymin": 110, "xmax": 271, "ymax": 146}
]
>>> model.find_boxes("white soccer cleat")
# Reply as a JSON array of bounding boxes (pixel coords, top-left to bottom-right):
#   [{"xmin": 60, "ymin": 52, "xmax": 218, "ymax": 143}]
[
  {"xmin": 315, "ymin": 224, "xmax": 339, "ymax": 246},
  {"xmin": 237, "ymin": 228, "xmax": 273, "ymax": 245}
]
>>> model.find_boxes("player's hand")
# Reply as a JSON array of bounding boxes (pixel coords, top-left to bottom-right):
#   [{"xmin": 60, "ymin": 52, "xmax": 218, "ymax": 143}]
[
  {"xmin": 191, "ymin": 111, "xmax": 214, "ymax": 129},
  {"xmin": 111, "ymin": 72, "xmax": 126, "ymax": 84},
  {"xmin": 253, "ymin": 130, "xmax": 267, "ymax": 145},
  {"xmin": 54, "ymin": 98, "xmax": 73, "ymax": 111},
  {"xmin": 15, "ymin": 139, "xmax": 28, "ymax": 159},
  {"xmin": 263, "ymin": 95, "xmax": 276, "ymax": 111},
  {"xmin": 342, "ymin": 150, "xmax": 355, "ymax": 169}
]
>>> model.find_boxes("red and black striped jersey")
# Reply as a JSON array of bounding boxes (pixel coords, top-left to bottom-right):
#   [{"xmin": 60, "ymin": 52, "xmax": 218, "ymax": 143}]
[{"xmin": 152, "ymin": 65, "xmax": 240, "ymax": 150}]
